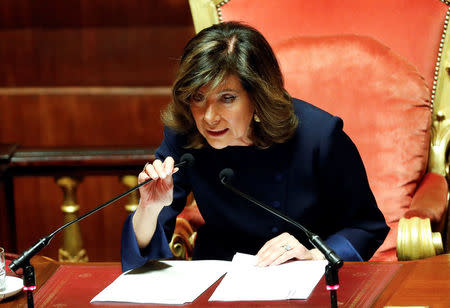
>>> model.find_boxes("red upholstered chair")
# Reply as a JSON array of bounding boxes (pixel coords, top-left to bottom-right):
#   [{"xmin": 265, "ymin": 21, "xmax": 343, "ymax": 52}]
[
  {"xmin": 170, "ymin": 193, "xmax": 205, "ymax": 260},
  {"xmin": 187, "ymin": 0, "xmax": 450, "ymax": 261}
]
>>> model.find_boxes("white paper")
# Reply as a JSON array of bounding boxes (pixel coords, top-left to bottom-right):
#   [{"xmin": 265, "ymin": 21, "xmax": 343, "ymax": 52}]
[
  {"xmin": 91, "ymin": 259, "xmax": 230, "ymax": 304},
  {"xmin": 209, "ymin": 253, "xmax": 327, "ymax": 301}
]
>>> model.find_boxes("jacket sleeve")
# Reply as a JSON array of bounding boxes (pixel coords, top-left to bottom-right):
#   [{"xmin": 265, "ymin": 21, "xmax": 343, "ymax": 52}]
[
  {"xmin": 319, "ymin": 117, "xmax": 390, "ymax": 261},
  {"xmin": 121, "ymin": 127, "xmax": 191, "ymax": 272},
  {"xmin": 121, "ymin": 212, "xmax": 173, "ymax": 272}
]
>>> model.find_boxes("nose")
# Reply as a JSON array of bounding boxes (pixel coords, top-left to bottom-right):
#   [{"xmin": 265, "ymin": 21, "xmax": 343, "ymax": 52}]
[{"xmin": 204, "ymin": 101, "xmax": 220, "ymax": 125}]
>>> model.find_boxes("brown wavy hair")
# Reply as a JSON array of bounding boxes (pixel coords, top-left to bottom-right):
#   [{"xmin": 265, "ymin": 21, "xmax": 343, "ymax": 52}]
[{"xmin": 161, "ymin": 21, "xmax": 298, "ymax": 149}]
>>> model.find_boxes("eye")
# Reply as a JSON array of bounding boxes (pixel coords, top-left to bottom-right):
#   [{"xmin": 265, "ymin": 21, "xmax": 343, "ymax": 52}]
[
  {"xmin": 222, "ymin": 94, "xmax": 236, "ymax": 104},
  {"xmin": 191, "ymin": 92, "xmax": 204, "ymax": 103}
]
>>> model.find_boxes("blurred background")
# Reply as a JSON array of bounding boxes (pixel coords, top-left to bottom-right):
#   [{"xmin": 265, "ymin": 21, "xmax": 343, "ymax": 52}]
[{"xmin": 0, "ymin": 0, "xmax": 195, "ymax": 262}]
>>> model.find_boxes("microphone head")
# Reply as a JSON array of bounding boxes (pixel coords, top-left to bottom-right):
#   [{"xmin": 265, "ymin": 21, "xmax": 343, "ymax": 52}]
[
  {"xmin": 219, "ymin": 168, "xmax": 235, "ymax": 184},
  {"xmin": 180, "ymin": 153, "xmax": 195, "ymax": 168}
]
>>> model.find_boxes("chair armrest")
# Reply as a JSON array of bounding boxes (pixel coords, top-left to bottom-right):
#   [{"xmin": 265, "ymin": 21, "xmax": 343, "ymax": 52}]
[
  {"xmin": 397, "ymin": 172, "xmax": 448, "ymax": 260},
  {"xmin": 169, "ymin": 217, "xmax": 197, "ymax": 260},
  {"xmin": 169, "ymin": 196, "xmax": 205, "ymax": 260},
  {"xmin": 406, "ymin": 172, "xmax": 448, "ymax": 228}
]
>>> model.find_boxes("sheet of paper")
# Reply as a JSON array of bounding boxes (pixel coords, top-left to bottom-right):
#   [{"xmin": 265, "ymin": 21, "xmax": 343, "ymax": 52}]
[
  {"xmin": 209, "ymin": 253, "xmax": 327, "ymax": 301},
  {"xmin": 91, "ymin": 259, "xmax": 230, "ymax": 304}
]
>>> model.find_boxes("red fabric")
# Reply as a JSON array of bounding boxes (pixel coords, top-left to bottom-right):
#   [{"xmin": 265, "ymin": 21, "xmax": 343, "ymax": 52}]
[
  {"xmin": 178, "ymin": 203, "xmax": 205, "ymax": 230},
  {"xmin": 274, "ymin": 35, "xmax": 431, "ymax": 261},
  {"xmin": 221, "ymin": 0, "xmax": 447, "ymax": 90},
  {"xmin": 406, "ymin": 172, "xmax": 448, "ymax": 230}
]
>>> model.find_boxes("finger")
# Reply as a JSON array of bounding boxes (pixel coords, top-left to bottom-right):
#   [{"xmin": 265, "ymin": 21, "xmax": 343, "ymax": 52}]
[
  {"xmin": 256, "ymin": 233, "xmax": 290, "ymax": 261},
  {"xmin": 280, "ymin": 245, "xmax": 312, "ymax": 264},
  {"xmin": 257, "ymin": 233, "xmax": 302, "ymax": 267},
  {"xmin": 144, "ymin": 162, "xmax": 159, "ymax": 180},
  {"xmin": 309, "ymin": 248, "xmax": 325, "ymax": 260},
  {"xmin": 257, "ymin": 246, "xmax": 285, "ymax": 267},
  {"xmin": 257, "ymin": 238, "xmax": 291, "ymax": 267},
  {"xmin": 163, "ymin": 156, "xmax": 175, "ymax": 176},
  {"xmin": 262, "ymin": 243, "xmax": 310, "ymax": 267},
  {"xmin": 256, "ymin": 232, "xmax": 286, "ymax": 255},
  {"xmin": 256, "ymin": 240, "xmax": 272, "ymax": 257},
  {"xmin": 138, "ymin": 170, "xmax": 151, "ymax": 184},
  {"xmin": 152, "ymin": 159, "xmax": 166, "ymax": 179},
  {"xmin": 271, "ymin": 249, "xmax": 296, "ymax": 266}
]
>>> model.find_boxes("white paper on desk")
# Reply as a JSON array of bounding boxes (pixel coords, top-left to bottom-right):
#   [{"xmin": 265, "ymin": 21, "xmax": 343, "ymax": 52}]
[
  {"xmin": 209, "ymin": 253, "xmax": 327, "ymax": 301},
  {"xmin": 91, "ymin": 260, "xmax": 230, "ymax": 304}
]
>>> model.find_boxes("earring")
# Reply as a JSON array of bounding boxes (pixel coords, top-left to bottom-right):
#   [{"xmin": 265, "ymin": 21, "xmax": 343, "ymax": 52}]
[{"xmin": 254, "ymin": 113, "xmax": 261, "ymax": 123}]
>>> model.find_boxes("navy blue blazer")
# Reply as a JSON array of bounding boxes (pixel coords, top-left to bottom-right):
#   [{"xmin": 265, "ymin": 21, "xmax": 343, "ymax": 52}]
[{"xmin": 121, "ymin": 99, "xmax": 389, "ymax": 271}]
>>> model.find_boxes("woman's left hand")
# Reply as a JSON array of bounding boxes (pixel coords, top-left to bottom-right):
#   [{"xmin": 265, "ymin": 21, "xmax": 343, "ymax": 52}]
[{"xmin": 256, "ymin": 232, "xmax": 325, "ymax": 267}]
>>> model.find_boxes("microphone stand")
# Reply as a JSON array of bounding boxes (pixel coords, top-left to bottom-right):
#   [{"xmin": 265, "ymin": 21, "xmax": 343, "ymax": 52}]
[
  {"xmin": 9, "ymin": 154, "xmax": 194, "ymax": 308},
  {"xmin": 220, "ymin": 170, "xmax": 343, "ymax": 308}
]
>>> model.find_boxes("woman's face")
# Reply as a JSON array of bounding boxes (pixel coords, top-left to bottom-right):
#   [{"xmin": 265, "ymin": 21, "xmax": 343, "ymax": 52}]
[{"xmin": 190, "ymin": 75, "xmax": 255, "ymax": 149}]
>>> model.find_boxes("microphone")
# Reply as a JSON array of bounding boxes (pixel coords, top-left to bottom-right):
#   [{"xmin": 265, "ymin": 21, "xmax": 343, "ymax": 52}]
[
  {"xmin": 219, "ymin": 168, "xmax": 342, "ymax": 266},
  {"xmin": 10, "ymin": 153, "xmax": 194, "ymax": 273},
  {"xmin": 219, "ymin": 168, "xmax": 343, "ymax": 308}
]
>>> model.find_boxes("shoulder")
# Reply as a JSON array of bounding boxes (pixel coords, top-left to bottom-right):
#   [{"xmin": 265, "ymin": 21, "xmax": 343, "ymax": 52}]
[
  {"xmin": 156, "ymin": 127, "xmax": 189, "ymax": 160},
  {"xmin": 162, "ymin": 126, "xmax": 188, "ymax": 145},
  {"xmin": 291, "ymin": 98, "xmax": 343, "ymax": 139}
]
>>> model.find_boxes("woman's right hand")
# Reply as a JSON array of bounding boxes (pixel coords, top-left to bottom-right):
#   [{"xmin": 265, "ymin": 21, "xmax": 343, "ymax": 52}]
[
  {"xmin": 132, "ymin": 156, "xmax": 178, "ymax": 248},
  {"xmin": 138, "ymin": 156, "xmax": 179, "ymax": 211}
]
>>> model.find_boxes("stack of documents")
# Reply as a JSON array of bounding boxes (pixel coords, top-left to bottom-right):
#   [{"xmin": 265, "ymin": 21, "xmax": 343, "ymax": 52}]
[
  {"xmin": 210, "ymin": 253, "xmax": 327, "ymax": 301},
  {"xmin": 91, "ymin": 260, "xmax": 230, "ymax": 304},
  {"xmin": 91, "ymin": 253, "xmax": 326, "ymax": 304}
]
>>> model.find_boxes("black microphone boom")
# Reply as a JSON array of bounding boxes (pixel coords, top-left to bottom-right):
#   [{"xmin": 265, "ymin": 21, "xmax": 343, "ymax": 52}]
[
  {"xmin": 219, "ymin": 167, "xmax": 343, "ymax": 308},
  {"xmin": 219, "ymin": 168, "xmax": 342, "ymax": 267},
  {"xmin": 9, "ymin": 153, "xmax": 195, "ymax": 273}
]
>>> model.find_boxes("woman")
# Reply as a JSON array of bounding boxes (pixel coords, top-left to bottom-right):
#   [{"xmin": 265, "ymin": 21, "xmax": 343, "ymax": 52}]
[{"xmin": 121, "ymin": 22, "xmax": 389, "ymax": 271}]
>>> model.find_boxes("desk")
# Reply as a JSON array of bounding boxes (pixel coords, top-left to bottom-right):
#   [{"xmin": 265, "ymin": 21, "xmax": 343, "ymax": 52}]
[{"xmin": 2, "ymin": 254, "xmax": 449, "ymax": 307}]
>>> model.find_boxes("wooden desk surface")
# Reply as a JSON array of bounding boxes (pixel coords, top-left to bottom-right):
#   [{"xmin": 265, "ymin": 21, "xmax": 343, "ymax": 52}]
[{"xmin": 2, "ymin": 254, "xmax": 449, "ymax": 307}]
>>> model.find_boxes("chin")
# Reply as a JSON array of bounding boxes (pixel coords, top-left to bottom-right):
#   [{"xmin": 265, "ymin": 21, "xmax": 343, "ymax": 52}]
[
  {"xmin": 207, "ymin": 141, "xmax": 228, "ymax": 149},
  {"xmin": 204, "ymin": 137, "xmax": 229, "ymax": 149}
]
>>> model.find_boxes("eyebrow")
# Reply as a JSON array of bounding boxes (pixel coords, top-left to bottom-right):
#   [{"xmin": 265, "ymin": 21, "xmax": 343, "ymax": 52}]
[
  {"xmin": 217, "ymin": 88, "xmax": 240, "ymax": 94},
  {"xmin": 195, "ymin": 87, "xmax": 240, "ymax": 97}
]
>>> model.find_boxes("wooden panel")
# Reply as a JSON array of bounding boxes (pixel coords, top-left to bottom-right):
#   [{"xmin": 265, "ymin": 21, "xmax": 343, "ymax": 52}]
[
  {"xmin": 0, "ymin": 92, "xmax": 170, "ymax": 261},
  {"xmin": 13, "ymin": 176, "xmax": 132, "ymax": 262},
  {"xmin": 4, "ymin": 145, "xmax": 155, "ymax": 262},
  {"xmin": 0, "ymin": 91, "xmax": 169, "ymax": 146},
  {"xmin": 0, "ymin": 27, "xmax": 194, "ymax": 86},
  {"xmin": 0, "ymin": 0, "xmax": 196, "ymax": 261},
  {"xmin": 0, "ymin": 144, "xmax": 18, "ymax": 252},
  {"xmin": 0, "ymin": 0, "xmax": 193, "ymax": 28},
  {"xmin": 0, "ymin": 0, "xmax": 195, "ymax": 86},
  {"xmin": 0, "ymin": 176, "xmax": 16, "ymax": 252}
]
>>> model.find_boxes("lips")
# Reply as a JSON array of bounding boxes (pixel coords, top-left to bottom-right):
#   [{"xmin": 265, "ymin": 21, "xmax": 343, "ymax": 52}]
[{"xmin": 206, "ymin": 128, "xmax": 228, "ymax": 137}]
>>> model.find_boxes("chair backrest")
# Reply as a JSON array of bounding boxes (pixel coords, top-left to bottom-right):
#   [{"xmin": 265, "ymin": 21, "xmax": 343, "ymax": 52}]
[
  {"xmin": 191, "ymin": 0, "xmax": 446, "ymax": 90},
  {"xmin": 275, "ymin": 35, "xmax": 430, "ymax": 261},
  {"xmin": 189, "ymin": 0, "xmax": 450, "ymax": 259}
]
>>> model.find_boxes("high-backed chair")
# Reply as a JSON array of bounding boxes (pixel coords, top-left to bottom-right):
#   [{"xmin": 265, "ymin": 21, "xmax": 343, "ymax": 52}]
[{"xmin": 186, "ymin": 0, "xmax": 450, "ymax": 261}]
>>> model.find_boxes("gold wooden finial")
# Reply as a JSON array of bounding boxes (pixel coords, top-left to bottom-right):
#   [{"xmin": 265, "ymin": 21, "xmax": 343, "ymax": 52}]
[
  {"xmin": 397, "ymin": 217, "xmax": 443, "ymax": 260},
  {"xmin": 120, "ymin": 175, "xmax": 139, "ymax": 212},
  {"xmin": 55, "ymin": 176, "xmax": 88, "ymax": 262}
]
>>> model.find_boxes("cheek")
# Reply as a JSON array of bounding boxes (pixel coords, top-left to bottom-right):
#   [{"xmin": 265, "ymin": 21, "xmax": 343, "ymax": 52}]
[
  {"xmin": 190, "ymin": 108, "xmax": 202, "ymax": 126},
  {"xmin": 230, "ymin": 112, "xmax": 253, "ymax": 134}
]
